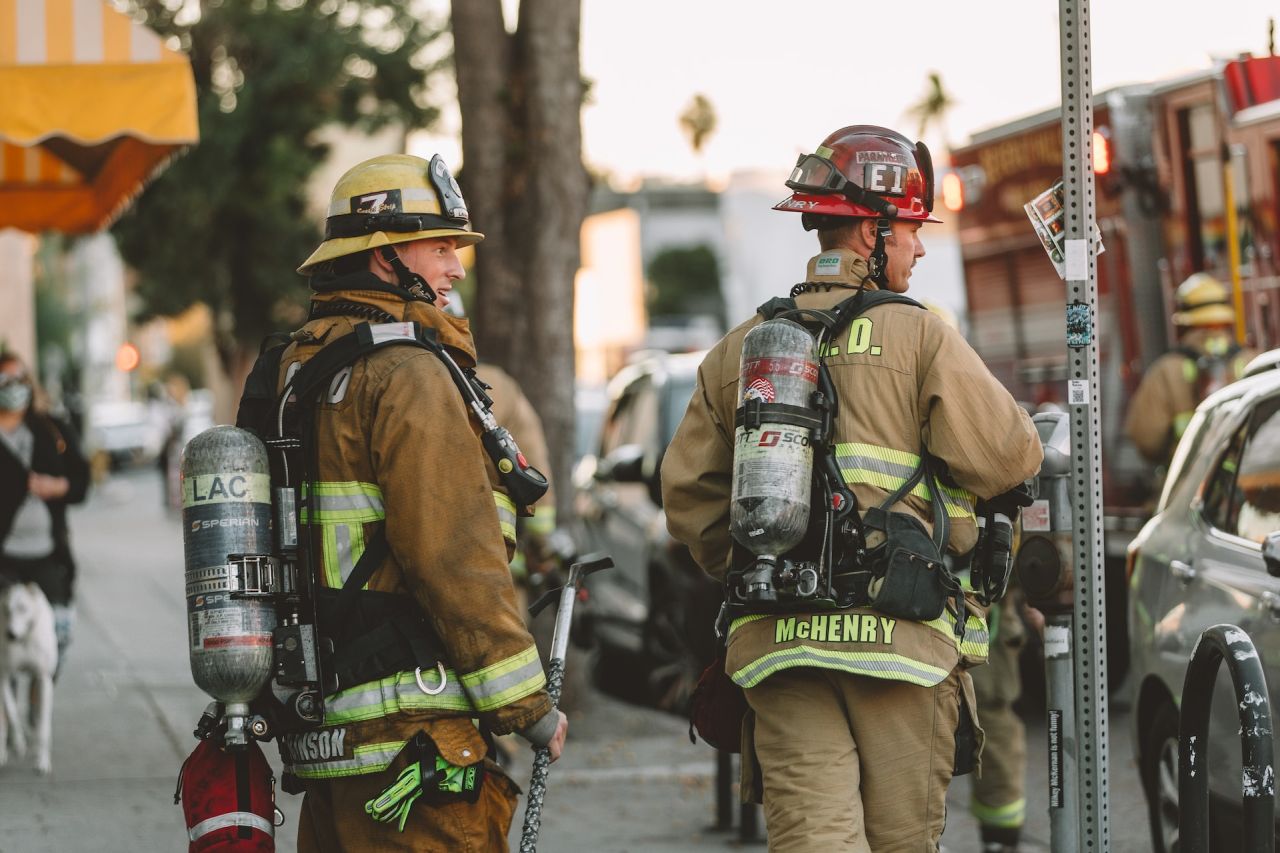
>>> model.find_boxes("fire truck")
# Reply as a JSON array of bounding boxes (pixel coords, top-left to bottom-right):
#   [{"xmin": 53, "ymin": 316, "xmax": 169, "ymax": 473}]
[{"xmin": 946, "ymin": 53, "xmax": 1280, "ymax": 674}]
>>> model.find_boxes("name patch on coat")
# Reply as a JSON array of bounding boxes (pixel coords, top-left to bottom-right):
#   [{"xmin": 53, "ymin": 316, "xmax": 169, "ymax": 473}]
[
  {"xmin": 280, "ymin": 728, "xmax": 348, "ymax": 763},
  {"xmin": 774, "ymin": 613, "xmax": 896, "ymax": 645}
]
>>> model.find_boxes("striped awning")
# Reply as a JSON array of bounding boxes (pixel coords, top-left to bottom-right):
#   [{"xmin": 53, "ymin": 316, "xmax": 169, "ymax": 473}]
[{"xmin": 0, "ymin": 0, "xmax": 198, "ymax": 233}]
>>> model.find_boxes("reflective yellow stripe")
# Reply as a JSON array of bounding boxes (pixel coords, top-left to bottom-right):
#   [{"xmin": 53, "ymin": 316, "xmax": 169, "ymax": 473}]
[
  {"xmin": 460, "ymin": 645, "xmax": 546, "ymax": 712},
  {"xmin": 971, "ymin": 796, "xmax": 1026, "ymax": 828},
  {"xmin": 289, "ymin": 740, "xmax": 404, "ymax": 779},
  {"xmin": 302, "ymin": 482, "xmax": 385, "ymax": 589},
  {"xmin": 728, "ymin": 614, "xmax": 770, "ymax": 635},
  {"xmin": 323, "ymin": 669, "xmax": 473, "ymax": 725},
  {"xmin": 525, "ymin": 505, "xmax": 556, "ymax": 537},
  {"xmin": 732, "ymin": 645, "xmax": 949, "ymax": 689},
  {"xmin": 924, "ymin": 609, "xmax": 990, "ymax": 660},
  {"xmin": 320, "ymin": 521, "xmax": 368, "ymax": 588},
  {"xmin": 834, "ymin": 442, "xmax": 976, "ymax": 521},
  {"xmin": 301, "ymin": 481, "xmax": 385, "ymax": 523},
  {"xmin": 494, "ymin": 491, "xmax": 517, "ymax": 545}
]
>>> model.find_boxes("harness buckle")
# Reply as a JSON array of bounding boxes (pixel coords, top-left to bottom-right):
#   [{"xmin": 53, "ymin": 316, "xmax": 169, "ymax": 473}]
[{"xmin": 414, "ymin": 662, "xmax": 448, "ymax": 696}]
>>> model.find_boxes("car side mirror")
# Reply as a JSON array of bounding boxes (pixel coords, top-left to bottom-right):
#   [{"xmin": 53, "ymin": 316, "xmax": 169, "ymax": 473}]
[
  {"xmin": 1264, "ymin": 531, "xmax": 1280, "ymax": 578},
  {"xmin": 599, "ymin": 444, "xmax": 646, "ymax": 483}
]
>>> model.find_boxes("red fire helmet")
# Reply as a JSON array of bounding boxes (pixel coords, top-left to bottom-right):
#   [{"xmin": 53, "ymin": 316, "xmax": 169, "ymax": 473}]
[{"xmin": 774, "ymin": 125, "xmax": 941, "ymax": 223}]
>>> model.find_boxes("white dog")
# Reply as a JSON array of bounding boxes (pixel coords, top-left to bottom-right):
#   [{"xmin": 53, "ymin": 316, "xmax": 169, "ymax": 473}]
[{"xmin": 0, "ymin": 580, "xmax": 58, "ymax": 774}]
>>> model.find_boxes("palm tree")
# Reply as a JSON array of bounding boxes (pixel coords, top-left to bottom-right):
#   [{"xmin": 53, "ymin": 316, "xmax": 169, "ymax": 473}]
[
  {"xmin": 905, "ymin": 72, "xmax": 956, "ymax": 148},
  {"xmin": 679, "ymin": 93, "xmax": 718, "ymax": 155}
]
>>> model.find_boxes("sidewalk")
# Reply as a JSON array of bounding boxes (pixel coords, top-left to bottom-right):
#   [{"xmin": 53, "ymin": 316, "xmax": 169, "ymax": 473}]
[{"xmin": 0, "ymin": 467, "xmax": 1150, "ymax": 852}]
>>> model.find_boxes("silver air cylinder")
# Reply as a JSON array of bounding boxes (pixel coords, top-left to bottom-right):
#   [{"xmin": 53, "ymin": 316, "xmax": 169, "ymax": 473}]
[
  {"xmin": 730, "ymin": 318, "xmax": 818, "ymax": 567},
  {"xmin": 182, "ymin": 426, "xmax": 277, "ymax": 746}
]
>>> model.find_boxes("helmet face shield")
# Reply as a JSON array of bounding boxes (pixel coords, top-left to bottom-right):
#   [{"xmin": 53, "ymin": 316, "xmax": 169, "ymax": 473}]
[
  {"xmin": 786, "ymin": 154, "xmax": 844, "ymax": 194},
  {"xmin": 428, "ymin": 154, "xmax": 470, "ymax": 224}
]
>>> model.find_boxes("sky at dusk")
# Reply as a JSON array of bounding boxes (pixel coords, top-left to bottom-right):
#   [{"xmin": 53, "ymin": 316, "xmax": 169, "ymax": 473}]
[{"xmin": 412, "ymin": 0, "xmax": 1279, "ymax": 183}]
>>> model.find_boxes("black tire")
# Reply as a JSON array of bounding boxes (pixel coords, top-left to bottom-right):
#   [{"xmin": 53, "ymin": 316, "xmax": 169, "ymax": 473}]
[{"xmin": 1139, "ymin": 701, "xmax": 1180, "ymax": 853}]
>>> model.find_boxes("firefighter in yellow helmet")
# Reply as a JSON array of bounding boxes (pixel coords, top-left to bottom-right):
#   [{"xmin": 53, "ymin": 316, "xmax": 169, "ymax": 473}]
[
  {"xmin": 922, "ymin": 302, "xmax": 1031, "ymax": 853},
  {"xmin": 1125, "ymin": 273, "xmax": 1252, "ymax": 469},
  {"xmin": 253, "ymin": 153, "xmax": 567, "ymax": 851},
  {"xmin": 662, "ymin": 125, "xmax": 1042, "ymax": 851}
]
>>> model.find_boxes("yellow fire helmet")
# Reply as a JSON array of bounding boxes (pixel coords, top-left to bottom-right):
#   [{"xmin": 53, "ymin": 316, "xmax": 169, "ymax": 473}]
[
  {"xmin": 298, "ymin": 153, "xmax": 484, "ymax": 275},
  {"xmin": 1172, "ymin": 272, "xmax": 1234, "ymax": 327}
]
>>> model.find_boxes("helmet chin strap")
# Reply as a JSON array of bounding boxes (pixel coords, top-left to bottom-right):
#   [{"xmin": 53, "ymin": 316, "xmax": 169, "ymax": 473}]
[
  {"xmin": 378, "ymin": 246, "xmax": 437, "ymax": 304},
  {"xmin": 863, "ymin": 218, "xmax": 893, "ymax": 287}
]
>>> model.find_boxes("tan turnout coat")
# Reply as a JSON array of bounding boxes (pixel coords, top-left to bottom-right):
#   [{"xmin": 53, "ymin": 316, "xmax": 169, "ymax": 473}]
[{"xmin": 662, "ymin": 249, "xmax": 1042, "ymax": 690}]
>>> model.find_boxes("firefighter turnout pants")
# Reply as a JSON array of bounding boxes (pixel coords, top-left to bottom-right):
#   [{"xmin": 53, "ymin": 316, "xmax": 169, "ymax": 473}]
[
  {"xmin": 297, "ymin": 754, "xmax": 519, "ymax": 852},
  {"xmin": 744, "ymin": 665, "xmax": 966, "ymax": 852}
]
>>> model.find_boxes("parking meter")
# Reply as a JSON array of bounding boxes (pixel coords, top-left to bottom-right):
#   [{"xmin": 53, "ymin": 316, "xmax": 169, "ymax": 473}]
[{"xmin": 1015, "ymin": 411, "xmax": 1074, "ymax": 614}]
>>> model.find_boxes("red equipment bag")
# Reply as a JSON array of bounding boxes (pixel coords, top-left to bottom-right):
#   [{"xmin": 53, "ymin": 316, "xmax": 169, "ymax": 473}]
[
  {"xmin": 174, "ymin": 738, "xmax": 277, "ymax": 852},
  {"xmin": 688, "ymin": 649, "xmax": 748, "ymax": 753}
]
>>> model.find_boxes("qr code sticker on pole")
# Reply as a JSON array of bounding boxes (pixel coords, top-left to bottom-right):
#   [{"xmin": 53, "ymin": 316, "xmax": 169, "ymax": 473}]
[{"xmin": 1069, "ymin": 380, "xmax": 1089, "ymax": 406}]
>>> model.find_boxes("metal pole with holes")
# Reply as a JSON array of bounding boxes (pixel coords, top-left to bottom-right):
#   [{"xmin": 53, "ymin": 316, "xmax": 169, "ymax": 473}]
[{"xmin": 1058, "ymin": 1, "xmax": 1110, "ymax": 849}]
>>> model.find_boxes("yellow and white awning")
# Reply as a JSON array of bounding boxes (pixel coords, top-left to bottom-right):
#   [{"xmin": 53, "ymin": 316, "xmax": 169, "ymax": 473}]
[{"xmin": 0, "ymin": 0, "xmax": 198, "ymax": 233}]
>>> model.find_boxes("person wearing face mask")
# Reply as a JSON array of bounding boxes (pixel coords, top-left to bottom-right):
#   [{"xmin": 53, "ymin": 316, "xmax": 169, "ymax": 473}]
[
  {"xmin": 0, "ymin": 352, "xmax": 90, "ymax": 674},
  {"xmin": 1125, "ymin": 273, "xmax": 1254, "ymax": 470},
  {"xmin": 238, "ymin": 153, "xmax": 566, "ymax": 852}
]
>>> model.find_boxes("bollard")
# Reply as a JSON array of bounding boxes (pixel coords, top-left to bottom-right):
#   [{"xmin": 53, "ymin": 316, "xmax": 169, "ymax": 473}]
[{"xmin": 1178, "ymin": 624, "xmax": 1274, "ymax": 853}]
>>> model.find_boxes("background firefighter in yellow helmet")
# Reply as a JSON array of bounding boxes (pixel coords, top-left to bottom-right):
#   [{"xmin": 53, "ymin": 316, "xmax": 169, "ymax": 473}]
[
  {"xmin": 922, "ymin": 300, "xmax": 1032, "ymax": 853},
  {"xmin": 261, "ymin": 153, "xmax": 567, "ymax": 852},
  {"xmin": 1124, "ymin": 273, "xmax": 1253, "ymax": 469}
]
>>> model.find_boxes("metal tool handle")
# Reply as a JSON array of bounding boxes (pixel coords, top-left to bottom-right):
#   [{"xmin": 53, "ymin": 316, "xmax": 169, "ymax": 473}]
[
  {"xmin": 517, "ymin": 553, "xmax": 611, "ymax": 852},
  {"xmin": 518, "ymin": 657, "xmax": 565, "ymax": 853}
]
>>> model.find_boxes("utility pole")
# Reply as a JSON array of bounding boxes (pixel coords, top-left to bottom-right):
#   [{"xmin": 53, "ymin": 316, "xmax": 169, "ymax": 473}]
[{"xmin": 1059, "ymin": 0, "xmax": 1110, "ymax": 849}]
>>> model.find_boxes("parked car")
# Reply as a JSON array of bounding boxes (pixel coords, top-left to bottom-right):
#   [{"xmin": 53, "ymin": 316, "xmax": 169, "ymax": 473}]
[
  {"xmin": 572, "ymin": 350, "xmax": 721, "ymax": 712},
  {"xmin": 1128, "ymin": 366, "xmax": 1280, "ymax": 851},
  {"xmin": 86, "ymin": 399, "xmax": 167, "ymax": 469}
]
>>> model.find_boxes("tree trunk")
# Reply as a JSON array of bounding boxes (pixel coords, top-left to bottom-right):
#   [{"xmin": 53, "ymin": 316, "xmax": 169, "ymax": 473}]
[
  {"xmin": 452, "ymin": 0, "xmax": 587, "ymax": 523},
  {"xmin": 451, "ymin": 0, "xmax": 523, "ymax": 367}
]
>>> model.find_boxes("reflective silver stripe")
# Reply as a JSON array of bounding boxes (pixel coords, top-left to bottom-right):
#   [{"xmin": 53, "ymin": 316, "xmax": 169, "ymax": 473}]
[
  {"xmin": 189, "ymin": 812, "xmax": 275, "ymax": 841},
  {"xmin": 328, "ymin": 188, "xmax": 440, "ymax": 217},
  {"xmin": 732, "ymin": 645, "xmax": 948, "ymax": 689},
  {"xmin": 334, "ymin": 523, "xmax": 356, "ymax": 584},
  {"xmin": 835, "ymin": 446, "xmax": 975, "ymax": 521},
  {"xmin": 324, "ymin": 670, "xmax": 473, "ymax": 724},
  {"xmin": 288, "ymin": 741, "xmax": 405, "ymax": 779},
  {"xmin": 311, "ymin": 492, "xmax": 385, "ymax": 516},
  {"xmin": 460, "ymin": 646, "xmax": 546, "ymax": 711}
]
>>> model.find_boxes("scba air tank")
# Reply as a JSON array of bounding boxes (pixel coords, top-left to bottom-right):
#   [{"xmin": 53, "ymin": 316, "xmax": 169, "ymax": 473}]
[
  {"xmin": 730, "ymin": 318, "xmax": 818, "ymax": 559},
  {"xmin": 182, "ymin": 426, "xmax": 277, "ymax": 743}
]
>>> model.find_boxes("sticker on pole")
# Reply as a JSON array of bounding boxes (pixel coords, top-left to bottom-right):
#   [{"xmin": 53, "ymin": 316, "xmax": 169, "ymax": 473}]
[
  {"xmin": 1023, "ymin": 178, "xmax": 1105, "ymax": 280},
  {"xmin": 1068, "ymin": 379, "xmax": 1089, "ymax": 406}
]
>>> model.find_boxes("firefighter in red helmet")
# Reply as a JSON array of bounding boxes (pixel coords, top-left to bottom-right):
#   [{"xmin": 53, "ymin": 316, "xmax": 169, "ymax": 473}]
[{"xmin": 663, "ymin": 125, "xmax": 1040, "ymax": 850}]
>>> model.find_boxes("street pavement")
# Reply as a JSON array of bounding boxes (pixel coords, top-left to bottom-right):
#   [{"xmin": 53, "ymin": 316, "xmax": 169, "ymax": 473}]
[{"xmin": 0, "ymin": 467, "xmax": 1151, "ymax": 851}]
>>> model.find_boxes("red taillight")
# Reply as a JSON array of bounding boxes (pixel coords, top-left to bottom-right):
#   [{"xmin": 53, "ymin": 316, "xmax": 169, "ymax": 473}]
[{"xmin": 1093, "ymin": 130, "xmax": 1111, "ymax": 175}]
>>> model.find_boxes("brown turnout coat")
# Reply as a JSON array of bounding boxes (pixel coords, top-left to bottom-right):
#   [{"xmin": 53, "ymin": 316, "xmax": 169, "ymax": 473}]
[{"xmin": 274, "ymin": 285, "xmax": 554, "ymax": 781}]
